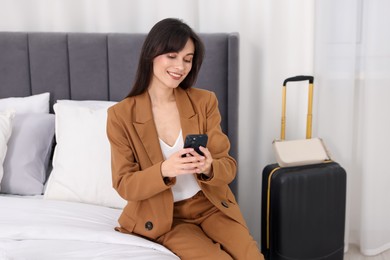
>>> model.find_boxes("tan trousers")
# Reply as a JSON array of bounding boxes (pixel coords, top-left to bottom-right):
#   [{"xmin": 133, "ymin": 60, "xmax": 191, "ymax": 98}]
[{"xmin": 156, "ymin": 191, "xmax": 264, "ymax": 260}]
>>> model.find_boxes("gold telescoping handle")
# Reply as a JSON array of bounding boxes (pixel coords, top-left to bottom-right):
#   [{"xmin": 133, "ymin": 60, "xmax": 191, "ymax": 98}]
[{"xmin": 280, "ymin": 75, "xmax": 314, "ymax": 140}]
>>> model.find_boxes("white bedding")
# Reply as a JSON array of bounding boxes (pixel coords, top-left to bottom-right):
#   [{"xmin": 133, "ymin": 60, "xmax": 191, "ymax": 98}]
[{"xmin": 0, "ymin": 196, "xmax": 179, "ymax": 260}]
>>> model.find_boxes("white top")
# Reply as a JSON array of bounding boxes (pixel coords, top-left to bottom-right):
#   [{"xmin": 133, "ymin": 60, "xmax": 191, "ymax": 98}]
[{"xmin": 159, "ymin": 129, "xmax": 201, "ymax": 202}]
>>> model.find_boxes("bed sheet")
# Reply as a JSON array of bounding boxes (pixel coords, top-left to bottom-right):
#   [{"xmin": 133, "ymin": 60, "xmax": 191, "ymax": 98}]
[{"xmin": 0, "ymin": 196, "xmax": 179, "ymax": 260}]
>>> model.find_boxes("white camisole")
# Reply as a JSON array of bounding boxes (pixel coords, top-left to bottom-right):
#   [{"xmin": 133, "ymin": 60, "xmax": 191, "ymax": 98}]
[{"xmin": 159, "ymin": 129, "xmax": 201, "ymax": 202}]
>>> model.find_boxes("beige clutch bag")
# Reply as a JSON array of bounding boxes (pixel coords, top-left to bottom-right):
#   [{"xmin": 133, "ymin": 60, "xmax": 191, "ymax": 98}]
[
  {"xmin": 272, "ymin": 75, "xmax": 331, "ymax": 167},
  {"xmin": 273, "ymin": 138, "xmax": 330, "ymax": 167}
]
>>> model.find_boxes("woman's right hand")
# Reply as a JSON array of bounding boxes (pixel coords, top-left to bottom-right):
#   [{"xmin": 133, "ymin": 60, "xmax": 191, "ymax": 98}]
[{"xmin": 161, "ymin": 148, "xmax": 206, "ymax": 178}]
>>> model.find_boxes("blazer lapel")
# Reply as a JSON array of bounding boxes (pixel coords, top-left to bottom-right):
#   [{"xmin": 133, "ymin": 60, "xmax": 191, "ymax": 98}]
[
  {"xmin": 132, "ymin": 92, "xmax": 164, "ymax": 165},
  {"xmin": 132, "ymin": 88, "xmax": 201, "ymax": 165},
  {"xmin": 174, "ymin": 88, "xmax": 201, "ymax": 140}
]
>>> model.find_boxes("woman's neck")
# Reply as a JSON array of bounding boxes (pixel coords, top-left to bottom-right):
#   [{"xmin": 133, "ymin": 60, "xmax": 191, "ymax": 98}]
[{"xmin": 148, "ymin": 86, "xmax": 175, "ymax": 106}]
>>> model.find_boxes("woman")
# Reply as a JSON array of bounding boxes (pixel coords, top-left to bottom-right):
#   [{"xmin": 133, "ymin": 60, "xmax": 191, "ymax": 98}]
[{"xmin": 107, "ymin": 18, "xmax": 263, "ymax": 260}]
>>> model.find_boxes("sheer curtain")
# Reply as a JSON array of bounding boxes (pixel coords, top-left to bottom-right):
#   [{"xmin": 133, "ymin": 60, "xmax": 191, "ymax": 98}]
[
  {"xmin": 315, "ymin": 0, "xmax": 390, "ymax": 255},
  {"xmin": 1, "ymin": 0, "xmax": 388, "ymax": 255}
]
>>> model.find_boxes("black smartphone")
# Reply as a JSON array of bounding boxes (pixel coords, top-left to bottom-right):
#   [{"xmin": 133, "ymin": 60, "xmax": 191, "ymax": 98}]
[{"xmin": 182, "ymin": 134, "xmax": 208, "ymax": 157}]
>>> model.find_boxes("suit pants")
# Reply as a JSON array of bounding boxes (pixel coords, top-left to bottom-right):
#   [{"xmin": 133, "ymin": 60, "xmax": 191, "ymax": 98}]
[{"xmin": 156, "ymin": 191, "xmax": 264, "ymax": 260}]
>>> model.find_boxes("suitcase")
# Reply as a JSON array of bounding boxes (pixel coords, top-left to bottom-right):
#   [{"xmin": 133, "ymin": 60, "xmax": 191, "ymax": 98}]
[{"xmin": 261, "ymin": 76, "xmax": 347, "ymax": 260}]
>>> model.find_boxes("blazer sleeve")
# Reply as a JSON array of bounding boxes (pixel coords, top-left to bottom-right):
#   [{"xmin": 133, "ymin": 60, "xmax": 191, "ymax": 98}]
[{"xmin": 197, "ymin": 91, "xmax": 237, "ymax": 186}]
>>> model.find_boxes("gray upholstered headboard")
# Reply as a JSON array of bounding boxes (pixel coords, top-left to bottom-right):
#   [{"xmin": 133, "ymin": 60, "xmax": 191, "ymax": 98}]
[{"xmin": 0, "ymin": 32, "xmax": 239, "ymax": 193}]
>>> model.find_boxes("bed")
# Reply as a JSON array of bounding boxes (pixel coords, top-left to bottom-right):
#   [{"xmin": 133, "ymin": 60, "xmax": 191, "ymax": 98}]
[{"xmin": 0, "ymin": 32, "xmax": 239, "ymax": 259}]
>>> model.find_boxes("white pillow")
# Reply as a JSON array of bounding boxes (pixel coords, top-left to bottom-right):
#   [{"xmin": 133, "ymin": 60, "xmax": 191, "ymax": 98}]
[
  {"xmin": 0, "ymin": 110, "xmax": 14, "ymax": 190},
  {"xmin": 0, "ymin": 92, "xmax": 50, "ymax": 114},
  {"xmin": 1, "ymin": 114, "xmax": 55, "ymax": 195},
  {"xmin": 56, "ymin": 99, "xmax": 117, "ymax": 109},
  {"xmin": 44, "ymin": 100, "xmax": 126, "ymax": 208}
]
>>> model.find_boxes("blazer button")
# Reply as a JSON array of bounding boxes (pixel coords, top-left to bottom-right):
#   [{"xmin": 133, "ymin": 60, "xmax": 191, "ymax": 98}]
[
  {"xmin": 145, "ymin": 221, "xmax": 153, "ymax": 231},
  {"xmin": 221, "ymin": 200, "xmax": 229, "ymax": 208}
]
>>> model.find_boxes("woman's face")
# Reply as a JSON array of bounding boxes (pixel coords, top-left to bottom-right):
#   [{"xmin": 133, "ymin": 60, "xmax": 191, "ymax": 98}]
[{"xmin": 151, "ymin": 39, "xmax": 194, "ymax": 90}]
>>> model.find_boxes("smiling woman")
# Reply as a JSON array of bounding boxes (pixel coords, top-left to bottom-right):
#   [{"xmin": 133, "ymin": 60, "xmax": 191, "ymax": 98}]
[{"xmin": 106, "ymin": 18, "xmax": 264, "ymax": 260}]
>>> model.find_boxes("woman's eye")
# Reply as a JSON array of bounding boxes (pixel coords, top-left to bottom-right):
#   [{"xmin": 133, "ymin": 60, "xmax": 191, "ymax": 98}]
[{"xmin": 166, "ymin": 53, "xmax": 192, "ymax": 63}]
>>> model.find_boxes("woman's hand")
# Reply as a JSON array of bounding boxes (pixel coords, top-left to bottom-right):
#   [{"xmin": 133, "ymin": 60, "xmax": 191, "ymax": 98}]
[
  {"xmin": 197, "ymin": 146, "xmax": 213, "ymax": 177},
  {"xmin": 161, "ymin": 147, "xmax": 213, "ymax": 178}
]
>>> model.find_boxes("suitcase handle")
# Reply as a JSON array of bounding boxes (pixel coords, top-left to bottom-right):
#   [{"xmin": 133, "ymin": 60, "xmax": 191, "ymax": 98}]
[
  {"xmin": 281, "ymin": 75, "xmax": 314, "ymax": 140},
  {"xmin": 283, "ymin": 75, "xmax": 314, "ymax": 86}
]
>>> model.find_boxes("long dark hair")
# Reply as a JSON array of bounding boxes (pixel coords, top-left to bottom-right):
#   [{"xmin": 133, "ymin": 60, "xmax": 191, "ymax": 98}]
[{"xmin": 127, "ymin": 18, "xmax": 205, "ymax": 97}]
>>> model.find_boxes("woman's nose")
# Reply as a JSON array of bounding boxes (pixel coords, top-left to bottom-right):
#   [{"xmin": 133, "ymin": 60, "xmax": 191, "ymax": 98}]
[
  {"xmin": 174, "ymin": 62, "xmax": 184, "ymax": 70},
  {"xmin": 173, "ymin": 58, "xmax": 186, "ymax": 70}
]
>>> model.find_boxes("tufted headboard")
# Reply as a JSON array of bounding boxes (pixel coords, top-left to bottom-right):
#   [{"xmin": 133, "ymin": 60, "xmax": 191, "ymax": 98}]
[{"xmin": 0, "ymin": 32, "xmax": 239, "ymax": 194}]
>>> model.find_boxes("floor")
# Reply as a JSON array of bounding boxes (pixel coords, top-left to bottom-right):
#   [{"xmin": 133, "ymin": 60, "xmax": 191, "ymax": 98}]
[{"xmin": 344, "ymin": 244, "xmax": 390, "ymax": 260}]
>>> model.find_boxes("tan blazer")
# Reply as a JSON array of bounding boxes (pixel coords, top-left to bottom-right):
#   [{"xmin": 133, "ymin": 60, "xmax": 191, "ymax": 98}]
[{"xmin": 107, "ymin": 87, "xmax": 247, "ymax": 239}]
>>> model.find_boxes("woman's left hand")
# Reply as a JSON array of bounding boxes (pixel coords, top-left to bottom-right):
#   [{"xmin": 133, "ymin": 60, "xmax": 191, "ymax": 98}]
[{"xmin": 196, "ymin": 146, "xmax": 213, "ymax": 177}]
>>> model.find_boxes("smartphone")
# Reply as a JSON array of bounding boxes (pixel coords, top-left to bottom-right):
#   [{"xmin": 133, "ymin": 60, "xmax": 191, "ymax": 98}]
[{"xmin": 182, "ymin": 134, "xmax": 208, "ymax": 157}]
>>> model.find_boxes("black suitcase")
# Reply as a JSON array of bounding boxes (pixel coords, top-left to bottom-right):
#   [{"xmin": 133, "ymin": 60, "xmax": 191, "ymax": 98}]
[{"xmin": 261, "ymin": 76, "xmax": 347, "ymax": 260}]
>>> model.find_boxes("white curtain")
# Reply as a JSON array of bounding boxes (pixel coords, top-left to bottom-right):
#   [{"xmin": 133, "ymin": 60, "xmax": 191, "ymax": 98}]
[
  {"xmin": 315, "ymin": 0, "xmax": 390, "ymax": 255},
  {"xmin": 1, "ymin": 0, "xmax": 388, "ymax": 255}
]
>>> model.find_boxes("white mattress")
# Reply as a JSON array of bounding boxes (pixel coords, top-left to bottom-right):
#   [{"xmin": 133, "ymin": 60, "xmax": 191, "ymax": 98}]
[{"xmin": 0, "ymin": 195, "xmax": 179, "ymax": 260}]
